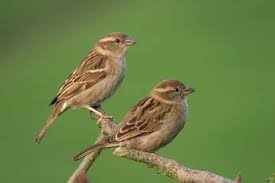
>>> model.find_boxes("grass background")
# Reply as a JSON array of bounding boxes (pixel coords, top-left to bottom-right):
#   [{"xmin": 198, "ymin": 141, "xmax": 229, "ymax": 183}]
[{"xmin": 1, "ymin": 0, "xmax": 274, "ymax": 182}]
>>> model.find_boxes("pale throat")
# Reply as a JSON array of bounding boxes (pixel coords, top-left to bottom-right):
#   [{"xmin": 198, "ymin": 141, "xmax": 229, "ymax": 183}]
[{"xmin": 183, "ymin": 97, "xmax": 188, "ymax": 108}]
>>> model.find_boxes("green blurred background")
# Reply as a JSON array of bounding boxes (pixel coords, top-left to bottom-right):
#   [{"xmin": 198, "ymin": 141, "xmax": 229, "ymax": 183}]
[{"xmin": 1, "ymin": 0, "xmax": 274, "ymax": 182}]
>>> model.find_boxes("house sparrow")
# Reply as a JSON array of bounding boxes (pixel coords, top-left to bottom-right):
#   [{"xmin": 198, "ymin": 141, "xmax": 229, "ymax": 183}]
[
  {"xmin": 35, "ymin": 32, "xmax": 136, "ymax": 144},
  {"xmin": 73, "ymin": 80, "xmax": 194, "ymax": 161}
]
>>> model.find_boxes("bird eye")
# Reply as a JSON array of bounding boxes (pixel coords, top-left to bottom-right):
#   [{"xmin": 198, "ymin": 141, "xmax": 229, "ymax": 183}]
[
  {"xmin": 175, "ymin": 88, "xmax": 179, "ymax": 92},
  {"xmin": 114, "ymin": 39, "xmax": 120, "ymax": 43}
]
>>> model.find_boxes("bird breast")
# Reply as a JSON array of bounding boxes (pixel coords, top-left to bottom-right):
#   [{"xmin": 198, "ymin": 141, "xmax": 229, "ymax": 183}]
[
  {"xmin": 91, "ymin": 57, "xmax": 126, "ymax": 105},
  {"xmin": 124, "ymin": 103, "xmax": 188, "ymax": 152},
  {"xmin": 106, "ymin": 57, "xmax": 126, "ymax": 95}
]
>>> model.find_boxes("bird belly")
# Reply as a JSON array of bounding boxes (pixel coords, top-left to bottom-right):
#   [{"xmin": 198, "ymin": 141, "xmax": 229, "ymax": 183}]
[{"xmin": 69, "ymin": 60, "xmax": 125, "ymax": 108}]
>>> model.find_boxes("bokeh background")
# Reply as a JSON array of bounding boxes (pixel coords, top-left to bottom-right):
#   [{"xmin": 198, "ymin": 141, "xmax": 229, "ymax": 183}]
[{"xmin": 1, "ymin": 0, "xmax": 274, "ymax": 182}]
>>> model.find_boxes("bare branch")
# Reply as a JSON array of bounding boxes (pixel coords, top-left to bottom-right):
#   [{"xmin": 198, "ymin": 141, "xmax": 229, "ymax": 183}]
[
  {"xmin": 68, "ymin": 118, "xmax": 236, "ymax": 183},
  {"xmin": 75, "ymin": 170, "xmax": 91, "ymax": 183},
  {"xmin": 113, "ymin": 147, "xmax": 235, "ymax": 183}
]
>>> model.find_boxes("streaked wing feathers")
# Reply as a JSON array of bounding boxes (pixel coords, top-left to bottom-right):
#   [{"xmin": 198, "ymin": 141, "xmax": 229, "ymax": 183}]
[
  {"xmin": 52, "ymin": 51, "xmax": 107, "ymax": 103},
  {"xmin": 107, "ymin": 97, "xmax": 172, "ymax": 143}
]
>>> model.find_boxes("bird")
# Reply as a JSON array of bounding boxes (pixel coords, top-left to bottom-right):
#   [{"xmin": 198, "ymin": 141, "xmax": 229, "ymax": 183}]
[
  {"xmin": 73, "ymin": 80, "xmax": 195, "ymax": 161},
  {"xmin": 35, "ymin": 32, "xmax": 136, "ymax": 144}
]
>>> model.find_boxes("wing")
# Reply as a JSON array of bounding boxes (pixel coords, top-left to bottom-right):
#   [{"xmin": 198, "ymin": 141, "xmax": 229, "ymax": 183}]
[
  {"xmin": 106, "ymin": 97, "xmax": 172, "ymax": 143},
  {"xmin": 50, "ymin": 50, "xmax": 108, "ymax": 104}
]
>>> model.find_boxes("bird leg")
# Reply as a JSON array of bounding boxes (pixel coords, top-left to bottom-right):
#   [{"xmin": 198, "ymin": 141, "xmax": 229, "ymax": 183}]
[{"xmin": 85, "ymin": 106, "xmax": 113, "ymax": 122}]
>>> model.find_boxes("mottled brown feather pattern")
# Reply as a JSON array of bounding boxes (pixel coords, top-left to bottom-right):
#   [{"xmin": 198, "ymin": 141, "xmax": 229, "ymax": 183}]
[
  {"xmin": 52, "ymin": 51, "xmax": 107, "ymax": 103},
  {"xmin": 37, "ymin": 32, "xmax": 135, "ymax": 144},
  {"xmin": 73, "ymin": 80, "xmax": 194, "ymax": 160},
  {"xmin": 106, "ymin": 97, "xmax": 172, "ymax": 143}
]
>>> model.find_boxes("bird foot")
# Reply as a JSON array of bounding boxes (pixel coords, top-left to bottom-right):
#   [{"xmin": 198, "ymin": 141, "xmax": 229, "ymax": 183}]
[
  {"xmin": 99, "ymin": 114, "xmax": 113, "ymax": 121},
  {"xmin": 96, "ymin": 115, "xmax": 113, "ymax": 126}
]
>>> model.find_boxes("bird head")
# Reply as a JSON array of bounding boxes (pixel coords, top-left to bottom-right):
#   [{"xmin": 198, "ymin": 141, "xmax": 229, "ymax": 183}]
[
  {"xmin": 150, "ymin": 80, "xmax": 195, "ymax": 104},
  {"xmin": 95, "ymin": 32, "xmax": 136, "ymax": 57}
]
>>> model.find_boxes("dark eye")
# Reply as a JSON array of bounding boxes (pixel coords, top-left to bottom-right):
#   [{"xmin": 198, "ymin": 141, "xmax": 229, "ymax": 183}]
[
  {"xmin": 114, "ymin": 39, "xmax": 120, "ymax": 43},
  {"xmin": 175, "ymin": 88, "xmax": 179, "ymax": 92}
]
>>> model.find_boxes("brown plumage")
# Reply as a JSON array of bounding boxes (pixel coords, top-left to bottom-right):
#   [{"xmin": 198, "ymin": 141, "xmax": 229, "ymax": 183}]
[
  {"xmin": 35, "ymin": 32, "xmax": 136, "ymax": 144},
  {"xmin": 74, "ymin": 80, "xmax": 195, "ymax": 161}
]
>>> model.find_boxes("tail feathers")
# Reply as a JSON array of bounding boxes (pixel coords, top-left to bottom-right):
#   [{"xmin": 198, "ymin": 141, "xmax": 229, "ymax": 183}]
[
  {"xmin": 73, "ymin": 142, "xmax": 106, "ymax": 161},
  {"xmin": 35, "ymin": 103, "xmax": 64, "ymax": 144}
]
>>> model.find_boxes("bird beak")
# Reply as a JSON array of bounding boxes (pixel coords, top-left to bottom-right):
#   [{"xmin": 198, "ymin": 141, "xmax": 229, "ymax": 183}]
[
  {"xmin": 181, "ymin": 87, "xmax": 195, "ymax": 96},
  {"xmin": 123, "ymin": 37, "xmax": 136, "ymax": 46}
]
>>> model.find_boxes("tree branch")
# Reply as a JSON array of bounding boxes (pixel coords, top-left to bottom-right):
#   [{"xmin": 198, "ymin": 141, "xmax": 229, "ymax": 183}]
[
  {"xmin": 67, "ymin": 118, "xmax": 236, "ymax": 183},
  {"xmin": 113, "ymin": 147, "xmax": 235, "ymax": 183},
  {"xmin": 67, "ymin": 119, "xmax": 117, "ymax": 183}
]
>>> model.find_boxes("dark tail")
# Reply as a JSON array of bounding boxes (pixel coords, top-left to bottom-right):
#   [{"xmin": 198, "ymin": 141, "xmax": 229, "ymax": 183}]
[
  {"xmin": 35, "ymin": 102, "xmax": 65, "ymax": 144},
  {"xmin": 73, "ymin": 142, "xmax": 107, "ymax": 161}
]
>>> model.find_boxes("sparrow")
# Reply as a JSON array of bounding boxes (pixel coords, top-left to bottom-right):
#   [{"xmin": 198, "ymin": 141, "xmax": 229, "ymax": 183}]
[
  {"xmin": 35, "ymin": 32, "xmax": 136, "ymax": 144},
  {"xmin": 73, "ymin": 80, "xmax": 195, "ymax": 161}
]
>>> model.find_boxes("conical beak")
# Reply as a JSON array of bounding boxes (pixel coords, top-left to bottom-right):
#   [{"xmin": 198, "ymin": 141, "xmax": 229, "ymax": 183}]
[
  {"xmin": 182, "ymin": 87, "xmax": 195, "ymax": 96},
  {"xmin": 123, "ymin": 37, "xmax": 136, "ymax": 46}
]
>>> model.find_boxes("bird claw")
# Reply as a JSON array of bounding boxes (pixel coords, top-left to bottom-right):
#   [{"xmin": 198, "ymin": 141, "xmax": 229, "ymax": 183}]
[
  {"xmin": 96, "ymin": 115, "xmax": 113, "ymax": 127},
  {"xmin": 99, "ymin": 115, "xmax": 113, "ymax": 121}
]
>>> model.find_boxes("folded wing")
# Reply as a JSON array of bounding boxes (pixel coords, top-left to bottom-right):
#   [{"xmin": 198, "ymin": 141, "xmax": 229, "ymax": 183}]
[{"xmin": 50, "ymin": 51, "xmax": 107, "ymax": 105}]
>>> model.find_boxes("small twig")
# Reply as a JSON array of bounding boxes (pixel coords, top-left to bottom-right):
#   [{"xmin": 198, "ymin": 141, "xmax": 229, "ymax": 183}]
[
  {"xmin": 68, "ymin": 118, "xmax": 236, "ymax": 183},
  {"xmin": 234, "ymin": 172, "xmax": 242, "ymax": 183},
  {"xmin": 75, "ymin": 170, "xmax": 90, "ymax": 183},
  {"xmin": 267, "ymin": 173, "xmax": 275, "ymax": 183}
]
